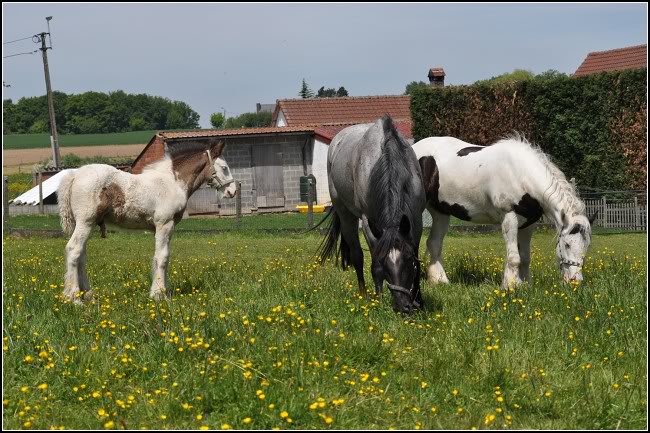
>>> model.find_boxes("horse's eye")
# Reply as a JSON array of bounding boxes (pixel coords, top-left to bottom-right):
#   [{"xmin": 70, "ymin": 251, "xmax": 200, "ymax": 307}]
[{"xmin": 565, "ymin": 243, "xmax": 570, "ymax": 249}]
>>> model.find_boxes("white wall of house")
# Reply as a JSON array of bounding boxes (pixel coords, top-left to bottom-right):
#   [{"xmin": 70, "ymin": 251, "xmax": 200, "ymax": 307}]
[
  {"xmin": 311, "ymin": 138, "xmax": 331, "ymax": 205},
  {"xmin": 275, "ymin": 111, "xmax": 287, "ymax": 127}
]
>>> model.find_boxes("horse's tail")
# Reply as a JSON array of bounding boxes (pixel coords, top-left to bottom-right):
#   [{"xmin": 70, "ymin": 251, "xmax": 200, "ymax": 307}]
[
  {"xmin": 316, "ymin": 206, "xmax": 350, "ymax": 269},
  {"xmin": 58, "ymin": 172, "xmax": 76, "ymax": 236}
]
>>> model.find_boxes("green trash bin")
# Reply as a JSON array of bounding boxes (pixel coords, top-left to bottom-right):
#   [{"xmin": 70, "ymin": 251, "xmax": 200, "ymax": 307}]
[{"xmin": 299, "ymin": 175, "xmax": 317, "ymax": 202}]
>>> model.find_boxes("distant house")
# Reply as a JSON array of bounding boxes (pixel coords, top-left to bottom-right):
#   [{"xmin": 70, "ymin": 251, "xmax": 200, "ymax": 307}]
[
  {"xmin": 256, "ymin": 103, "xmax": 276, "ymax": 113},
  {"xmin": 574, "ymin": 44, "xmax": 647, "ymax": 76}
]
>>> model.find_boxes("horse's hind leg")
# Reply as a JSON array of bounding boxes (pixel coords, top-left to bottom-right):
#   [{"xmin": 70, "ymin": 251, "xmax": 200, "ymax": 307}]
[
  {"xmin": 63, "ymin": 223, "xmax": 93, "ymax": 304},
  {"xmin": 150, "ymin": 221, "xmax": 175, "ymax": 301},
  {"xmin": 501, "ymin": 212, "xmax": 523, "ymax": 289},
  {"xmin": 426, "ymin": 208, "xmax": 450, "ymax": 284},
  {"xmin": 77, "ymin": 238, "xmax": 94, "ymax": 301},
  {"xmin": 517, "ymin": 224, "xmax": 535, "ymax": 284}
]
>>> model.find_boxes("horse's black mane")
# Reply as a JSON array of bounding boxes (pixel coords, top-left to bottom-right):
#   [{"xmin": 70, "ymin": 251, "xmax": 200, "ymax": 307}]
[{"xmin": 367, "ymin": 115, "xmax": 418, "ymax": 262}]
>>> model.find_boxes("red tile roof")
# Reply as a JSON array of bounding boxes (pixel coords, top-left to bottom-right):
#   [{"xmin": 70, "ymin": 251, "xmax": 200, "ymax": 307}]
[
  {"xmin": 159, "ymin": 126, "xmax": 315, "ymax": 140},
  {"xmin": 574, "ymin": 44, "xmax": 647, "ymax": 76},
  {"xmin": 273, "ymin": 95, "xmax": 411, "ymax": 127},
  {"xmin": 314, "ymin": 120, "xmax": 413, "ymax": 144}
]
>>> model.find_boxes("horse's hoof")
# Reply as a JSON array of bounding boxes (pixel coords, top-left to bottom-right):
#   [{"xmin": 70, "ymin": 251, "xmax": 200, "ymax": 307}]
[
  {"xmin": 82, "ymin": 290, "xmax": 95, "ymax": 302},
  {"xmin": 63, "ymin": 289, "xmax": 84, "ymax": 305},
  {"xmin": 428, "ymin": 275, "xmax": 450, "ymax": 285},
  {"xmin": 150, "ymin": 291, "xmax": 168, "ymax": 302}
]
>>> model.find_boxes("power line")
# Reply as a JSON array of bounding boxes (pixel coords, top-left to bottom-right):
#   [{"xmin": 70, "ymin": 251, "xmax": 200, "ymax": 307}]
[
  {"xmin": 3, "ymin": 35, "xmax": 36, "ymax": 45},
  {"xmin": 3, "ymin": 50, "xmax": 39, "ymax": 59}
]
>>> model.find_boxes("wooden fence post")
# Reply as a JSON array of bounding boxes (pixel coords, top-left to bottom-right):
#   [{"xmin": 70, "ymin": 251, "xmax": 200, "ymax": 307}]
[
  {"xmin": 235, "ymin": 181, "xmax": 242, "ymax": 230},
  {"xmin": 602, "ymin": 196, "xmax": 607, "ymax": 229},
  {"xmin": 38, "ymin": 172, "xmax": 44, "ymax": 215},
  {"xmin": 634, "ymin": 196, "xmax": 640, "ymax": 231},
  {"xmin": 3, "ymin": 176, "xmax": 9, "ymax": 232},
  {"xmin": 307, "ymin": 178, "xmax": 314, "ymax": 229}
]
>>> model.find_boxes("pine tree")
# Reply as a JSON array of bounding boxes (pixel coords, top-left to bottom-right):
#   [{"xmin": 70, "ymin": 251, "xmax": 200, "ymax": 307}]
[{"xmin": 299, "ymin": 79, "xmax": 314, "ymax": 99}]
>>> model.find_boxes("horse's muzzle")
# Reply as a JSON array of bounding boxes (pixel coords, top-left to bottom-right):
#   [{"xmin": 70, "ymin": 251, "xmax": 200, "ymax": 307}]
[{"xmin": 388, "ymin": 283, "xmax": 418, "ymax": 314}]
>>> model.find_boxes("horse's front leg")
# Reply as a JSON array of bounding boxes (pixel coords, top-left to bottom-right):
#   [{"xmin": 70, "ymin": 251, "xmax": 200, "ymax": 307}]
[
  {"xmin": 501, "ymin": 212, "xmax": 523, "ymax": 288},
  {"xmin": 370, "ymin": 258, "xmax": 384, "ymax": 296},
  {"xmin": 426, "ymin": 208, "xmax": 450, "ymax": 284},
  {"xmin": 517, "ymin": 224, "xmax": 535, "ymax": 284},
  {"xmin": 150, "ymin": 221, "xmax": 175, "ymax": 301}
]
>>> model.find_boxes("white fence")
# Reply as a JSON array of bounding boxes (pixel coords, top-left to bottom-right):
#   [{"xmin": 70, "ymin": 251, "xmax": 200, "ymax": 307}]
[{"xmin": 585, "ymin": 197, "xmax": 647, "ymax": 231}]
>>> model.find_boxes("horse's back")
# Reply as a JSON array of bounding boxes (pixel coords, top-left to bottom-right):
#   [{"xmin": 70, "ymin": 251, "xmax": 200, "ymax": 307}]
[
  {"xmin": 328, "ymin": 122, "xmax": 380, "ymax": 215},
  {"xmin": 413, "ymin": 136, "xmax": 548, "ymax": 223}
]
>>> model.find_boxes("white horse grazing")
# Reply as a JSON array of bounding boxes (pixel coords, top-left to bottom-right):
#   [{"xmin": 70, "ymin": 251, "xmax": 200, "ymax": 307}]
[
  {"xmin": 413, "ymin": 135, "xmax": 596, "ymax": 287},
  {"xmin": 57, "ymin": 140, "xmax": 237, "ymax": 303}
]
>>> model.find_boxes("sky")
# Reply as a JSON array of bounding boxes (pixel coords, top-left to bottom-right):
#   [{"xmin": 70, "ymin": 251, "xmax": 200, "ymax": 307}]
[{"xmin": 3, "ymin": 3, "xmax": 647, "ymax": 128}]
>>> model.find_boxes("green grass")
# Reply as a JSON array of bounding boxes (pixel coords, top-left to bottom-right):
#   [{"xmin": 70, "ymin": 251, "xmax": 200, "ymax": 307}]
[
  {"xmin": 7, "ymin": 213, "xmax": 323, "ymax": 232},
  {"xmin": 6, "ymin": 173, "xmax": 34, "ymax": 200},
  {"xmin": 3, "ymin": 131, "xmax": 159, "ymax": 150},
  {"xmin": 2, "ymin": 229, "xmax": 646, "ymax": 429}
]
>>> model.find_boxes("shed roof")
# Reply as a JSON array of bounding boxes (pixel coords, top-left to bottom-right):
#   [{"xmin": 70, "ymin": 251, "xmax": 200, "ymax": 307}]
[
  {"xmin": 11, "ymin": 169, "xmax": 77, "ymax": 205},
  {"xmin": 160, "ymin": 126, "xmax": 315, "ymax": 140},
  {"xmin": 574, "ymin": 44, "xmax": 647, "ymax": 76},
  {"xmin": 272, "ymin": 95, "xmax": 411, "ymax": 127}
]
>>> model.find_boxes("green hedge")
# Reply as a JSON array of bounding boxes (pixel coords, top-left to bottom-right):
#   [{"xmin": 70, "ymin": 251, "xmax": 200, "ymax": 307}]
[{"xmin": 411, "ymin": 69, "xmax": 647, "ymax": 190}]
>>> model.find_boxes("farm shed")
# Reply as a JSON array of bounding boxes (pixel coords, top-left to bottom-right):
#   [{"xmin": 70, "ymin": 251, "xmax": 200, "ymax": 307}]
[
  {"xmin": 574, "ymin": 44, "xmax": 647, "ymax": 76},
  {"xmin": 131, "ymin": 127, "xmax": 331, "ymax": 215}
]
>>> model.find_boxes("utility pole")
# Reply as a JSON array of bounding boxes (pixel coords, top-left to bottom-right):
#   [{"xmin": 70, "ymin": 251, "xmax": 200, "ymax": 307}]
[{"xmin": 38, "ymin": 17, "xmax": 60, "ymax": 168}]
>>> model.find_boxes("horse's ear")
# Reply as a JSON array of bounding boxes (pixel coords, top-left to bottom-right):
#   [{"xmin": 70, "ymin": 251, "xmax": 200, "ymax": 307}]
[
  {"xmin": 399, "ymin": 214, "xmax": 411, "ymax": 237},
  {"xmin": 588, "ymin": 210, "xmax": 598, "ymax": 225},
  {"xmin": 211, "ymin": 140, "xmax": 226, "ymax": 158}
]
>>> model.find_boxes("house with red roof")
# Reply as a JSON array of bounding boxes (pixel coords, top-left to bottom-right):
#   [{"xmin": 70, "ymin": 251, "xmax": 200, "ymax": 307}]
[
  {"xmin": 574, "ymin": 44, "xmax": 647, "ymax": 76},
  {"xmin": 271, "ymin": 95, "xmax": 416, "ymax": 204}
]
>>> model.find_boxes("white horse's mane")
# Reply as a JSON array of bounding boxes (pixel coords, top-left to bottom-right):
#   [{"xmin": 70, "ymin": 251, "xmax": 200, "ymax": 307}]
[{"xmin": 497, "ymin": 133, "xmax": 586, "ymax": 217}]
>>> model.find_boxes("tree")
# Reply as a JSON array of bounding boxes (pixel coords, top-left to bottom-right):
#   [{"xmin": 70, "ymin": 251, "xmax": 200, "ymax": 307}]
[
  {"xmin": 474, "ymin": 69, "xmax": 535, "ymax": 85},
  {"xmin": 317, "ymin": 86, "xmax": 336, "ymax": 97},
  {"xmin": 299, "ymin": 79, "xmax": 314, "ymax": 99},
  {"xmin": 316, "ymin": 85, "xmax": 349, "ymax": 97},
  {"xmin": 210, "ymin": 112, "xmax": 225, "ymax": 129},
  {"xmin": 2, "ymin": 90, "xmax": 200, "ymax": 134},
  {"xmin": 224, "ymin": 111, "xmax": 272, "ymax": 129},
  {"xmin": 535, "ymin": 69, "xmax": 568, "ymax": 81},
  {"xmin": 404, "ymin": 81, "xmax": 429, "ymax": 95}
]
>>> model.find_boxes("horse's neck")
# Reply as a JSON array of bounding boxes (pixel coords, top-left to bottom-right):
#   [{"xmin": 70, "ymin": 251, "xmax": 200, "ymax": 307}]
[
  {"xmin": 537, "ymin": 174, "xmax": 582, "ymax": 231},
  {"xmin": 172, "ymin": 158, "xmax": 210, "ymax": 197}
]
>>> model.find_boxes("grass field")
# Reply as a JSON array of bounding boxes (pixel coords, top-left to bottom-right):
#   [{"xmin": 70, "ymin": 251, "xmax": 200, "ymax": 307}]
[
  {"xmin": 7, "ymin": 213, "xmax": 322, "ymax": 232},
  {"xmin": 2, "ymin": 228, "xmax": 647, "ymax": 429},
  {"xmin": 3, "ymin": 131, "xmax": 159, "ymax": 150}
]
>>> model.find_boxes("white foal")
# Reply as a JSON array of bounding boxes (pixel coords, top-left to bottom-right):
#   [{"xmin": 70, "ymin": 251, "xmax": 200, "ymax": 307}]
[
  {"xmin": 57, "ymin": 140, "xmax": 236, "ymax": 303},
  {"xmin": 413, "ymin": 135, "xmax": 596, "ymax": 288}
]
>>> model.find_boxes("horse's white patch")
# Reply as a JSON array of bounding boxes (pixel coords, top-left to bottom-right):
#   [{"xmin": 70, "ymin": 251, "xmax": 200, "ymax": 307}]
[{"xmin": 388, "ymin": 248, "xmax": 401, "ymax": 264}]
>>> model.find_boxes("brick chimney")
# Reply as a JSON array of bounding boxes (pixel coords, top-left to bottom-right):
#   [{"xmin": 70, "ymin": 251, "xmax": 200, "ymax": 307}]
[{"xmin": 428, "ymin": 67, "xmax": 445, "ymax": 88}]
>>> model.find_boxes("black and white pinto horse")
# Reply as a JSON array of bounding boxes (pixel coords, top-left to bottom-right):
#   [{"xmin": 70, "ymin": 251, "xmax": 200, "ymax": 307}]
[
  {"xmin": 319, "ymin": 116, "xmax": 426, "ymax": 314},
  {"xmin": 413, "ymin": 135, "xmax": 596, "ymax": 288},
  {"xmin": 58, "ymin": 140, "xmax": 237, "ymax": 304}
]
